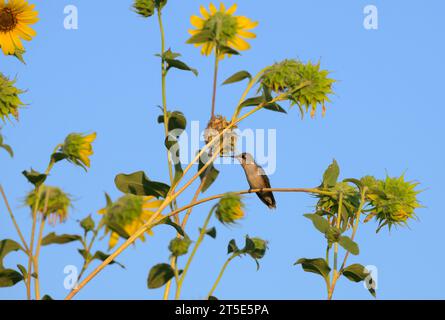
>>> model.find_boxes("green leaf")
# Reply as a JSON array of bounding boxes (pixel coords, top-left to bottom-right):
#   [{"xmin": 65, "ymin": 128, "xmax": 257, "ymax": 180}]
[
  {"xmin": 322, "ymin": 159, "xmax": 340, "ymax": 188},
  {"xmin": 80, "ymin": 215, "xmax": 95, "ymax": 234},
  {"xmin": 186, "ymin": 30, "xmax": 213, "ymax": 44},
  {"xmin": 201, "ymin": 227, "xmax": 217, "ymax": 239},
  {"xmin": 16, "ymin": 264, "xmax": 27, "ymax": 279},
  {"xmin": 264, "ymin": 103, "xmax": 287, "ymax": 113},
  {"xmin": 342, "ymin": 263, "xmax": 376, "ymax": 298},
  {"xmin": 166, "ymin": 59, "xmax": 198, "ymax": 76},
  {"xmin": 0, "ymin": 138, "xmax": 13, "ymax": 157},
  {"xmin": 218, "ymin": 45, "xmax": 240, "ymax": 56},
  {"xmin": 338, "ymin": 236, "xmax": 360, "ymax": 255},
  {"xmin": 295, "ymin": 258, "xmax": 331, "ymax": 279},
  {"xmin": 92, "ymin": 251, "xmax": 125, "ymax": 269},
  {"xmin": 0, "ymin": 269, "xmax": 23, "ymax": 288},
  {"xmin": 342, "ymin": 264, "xmax": 369, "ymax": 282},
  {"xmin": 0, "ymin": 239, "xmax": 24, "ymax": 270},
  {"xmin": 51, "ymin": 152, "xmax": 68, "ymax": 164},
  {"xmin": 22, "ymin": 169, "xmax": 47, "ymax": 188},
  {"xmin": 304, "ymin": 214, "xmax": 331, "ymax": 234},
  {"xmin": 239, "ymin": 96, "xmax": 265, "ymax": 108},
  {"xmin": 208, "ymin": 296, "xmax": 218, "ymax": 300},
  {"xmin": 147, "ymin": 263, "xmax": 175, "ymax": 289},
  {"xmin": 165, "ymin": 135, "xmax": 183, "ymax": 184},
  {"xmin": 156, "ymin": 217, "xmax": 186, "ymax": 237},
  {"xmin": 41, "ymin": 233, "xmax": 82, "ymax": 246},
  {"xmin": 42, "ymin": 295, "xmax": 53, "ymax": 300},
  {"xmin": 158, "ymin": 110, "xmax": 187, "ymax": 136},
  {"xmin": 227, "ymin": 239, "xmax": 239, "ymax": 254},
  {"xmin": 198, "ymin": 151, "xmax": 219, "ymax": 193},
  {"xmin": 115, "ymin": 171, "xmax": 170, "ymax": 198},
  {"xmin": 222, "ymin": 71, "xmax": 251, "ymax": 85}
]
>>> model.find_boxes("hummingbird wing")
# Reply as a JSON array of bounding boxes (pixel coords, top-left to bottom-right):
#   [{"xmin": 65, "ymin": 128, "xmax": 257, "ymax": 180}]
[{"xmin": 256, "ymin": 165, "xmax": 276, "ymax": 209}]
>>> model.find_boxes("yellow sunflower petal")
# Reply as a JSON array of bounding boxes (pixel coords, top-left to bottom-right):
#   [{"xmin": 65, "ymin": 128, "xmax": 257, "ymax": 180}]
[
  {"xmin": 226, "ymin": 4, "xmax": 237, "ymax": 15},
  {"xmin": 108, "ymin": 232, "xmax": 120, "ymax": 249},
  {"xmin": 236, "ymin": 16, "xmax": 259, "ymax": 30},
  {"xmin": 229, "ymin": 36, "xmax": 251, "ymax": 51},
  {"xmin": 220, "ymin": 3, "xmax": 226, "ymax": 12},
  {"xmin": 199, "ymin": 5, "xmax": 209, "ymax": 19},
  {"xmin": 190, "ymin": 15, "xmax": 204, "ymax": 29},
  {"xmin": 209, "ymin": 3, "xmax": 217, "ymax": 15},
  {"xmin": 237, "ymin": 30, "xmax": 257, "ymax": 39},
  {"xmin": 0, "ymin": 33, "xmax": 16, "ymax": 55}
]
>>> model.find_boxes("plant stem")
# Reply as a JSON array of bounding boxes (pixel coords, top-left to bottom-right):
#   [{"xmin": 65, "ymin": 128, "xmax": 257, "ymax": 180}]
[
  {"xmin": 210, "ymin": 49, "xmax": 219, "ymax": 119},
  {"xmin": 175, "ymin": 206, "xmax": 216, "ymax": 300},
  {"xmin": 0, "ymin": 185, "xmax": 29, "ymax": 252},
  {"xmin": 328, "ymin": 192, "xmax": 344, "ymax": 300},
  {"xmin": 26, "ymin": 186, "xmax": 42, "ymax": 300},
  {"xmin": 33, "ymin": 188, "xmax": 50, "ymax": 300},
  {"xmin": 33, "ymin": 217, "xmax": 46, "ymax": 300},
  {"xmin": 207, "ymin": 253, "xmax": 238, "ymax": 299}
]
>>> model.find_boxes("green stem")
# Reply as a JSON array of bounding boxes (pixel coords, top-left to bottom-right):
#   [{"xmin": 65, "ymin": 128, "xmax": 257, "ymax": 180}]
[
  {"xmin": 33, "ymin": 217, "xmax": 46, "ymax": 300},
  {"xmin": 175, "ymin": 205, "xmax": 216, "ymax": 300},
  {"xmin": 0, "ymin": 185, "xmax": 29, "ymax": 252},
  {"xmin": 207, "ymin": 253, "xmax": 238, "ymax": 299},
  {"xmin": 210, "ymin": 48, "xmax": 220, "ymax": 119}
]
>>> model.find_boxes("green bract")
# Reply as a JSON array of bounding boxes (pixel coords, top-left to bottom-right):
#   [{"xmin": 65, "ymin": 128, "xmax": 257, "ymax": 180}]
[
  {"xmin": 169, "ymin": 237, "xmax": 191, "ymax": 257},
  {"xmin": 260, "ymin": 59, "xmax": 335, "ymax": 118},
  {"xmin": 248, "ymin": 238, "xmax": 268, "ymax": 260},
  {"xmin": 0, "ymin": 73, "xmax": 25, "ymax": 123},
  {"xmin": 25, "ymin": 186, "xmax": 72, "ymax": 224},
  {"xmin": 133, "ymin": 0, "xmax": 167, "ymax": 18},
  {"xmin": 365, "ymin": 175, "xmax": 421, "ymax": 232}
]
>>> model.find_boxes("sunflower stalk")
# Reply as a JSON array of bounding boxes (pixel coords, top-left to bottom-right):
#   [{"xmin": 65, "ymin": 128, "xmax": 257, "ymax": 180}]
[{"xmin": 175, "ymin": 205, "xmax": 217, "ymax": 299}]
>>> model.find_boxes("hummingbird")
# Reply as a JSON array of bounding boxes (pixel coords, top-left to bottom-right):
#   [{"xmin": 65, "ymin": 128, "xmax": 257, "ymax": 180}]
[{"xmin": 234, "ymin": 153, "xmax": 276, "ymax": 209}]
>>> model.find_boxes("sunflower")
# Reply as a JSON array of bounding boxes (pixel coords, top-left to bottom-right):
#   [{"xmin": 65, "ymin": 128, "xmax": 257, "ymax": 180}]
[
  {"xmin": 98, "ymin": 195, "xmax": 163, "ymax": 250},
  {"xmin": 188, "ymin": 3, "xmax": 258, "ymax": 57},
  {"xmin": 60, "ymin": 132, "xmax": 97, "ymax": 170},
  {"xmin": 0, "ymin": 0, "xmax": 38, "ymax": 56},
  {"xmin": 25, "ymin": 185, "xmax": 72, "ymax": 225}
]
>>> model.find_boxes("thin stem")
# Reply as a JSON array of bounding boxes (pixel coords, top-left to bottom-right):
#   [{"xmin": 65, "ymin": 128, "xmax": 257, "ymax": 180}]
[
  {"xmin": 339, "ymin": 187, "xmax": 367, "ymax": 271},
  {"xmin": 181, "ymin": 176, "xmax": 207, "ymax": 230},
  {"xmin": 157, "ymin": 8, "xmax": 175, "ymax": 192},
  {"xmin": 33, "ymin": 217, "xmax": 46, "ymax": 300},
  {"xmin": 33, "ymin": 188, "xmax": 50, "ymax": 300},
  {"xmin": 26, "ymin": 186, "xmax": 42, "ymax": 300},
  {"xmin": 77, "ymin": 225, "xmax": 101, "ymax": 283},
  {"xmin": 328, "ymin": 189, "xmax": 368, "ymax": 300},
  {"xmin": 0, "ymin": 185, "xmax": 29, "ymax": 252},
  {"xmin": 207, "ymin": 253, "xmax": 238, "ymax": 299},
  {"xmin": 333, "ymin": 193, "xmax": 344, "ymax": 273},
  {"xmin": 163, "ymin": 256, "xmax": 176, "ymax": 300},
  {"xmin": 175, "ymin": 206, "xmax": 216, "ymax": 300},
  {"xmin": 210, "ymin": 49, "xmax": 219, "ymax": 119},
  {"xmin": 26, "ymin": 154, "xmax": 57, "ymax": 300}
]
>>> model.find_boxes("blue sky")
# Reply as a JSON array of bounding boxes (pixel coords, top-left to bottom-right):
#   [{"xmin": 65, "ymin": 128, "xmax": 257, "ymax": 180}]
[{"xmin": 1, "ymin": 0, "xmax": 444, "ymax": 300}]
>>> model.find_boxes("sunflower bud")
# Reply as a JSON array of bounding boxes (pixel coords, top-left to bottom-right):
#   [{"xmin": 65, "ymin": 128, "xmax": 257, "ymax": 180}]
[
  {"xmin": 248, "ymin": 237, "xmax": 268, "ymax": 260},
  {"xmin": 25, "ymin": 186, "xmax": 71, "ymax": 225},
  {"xmin": 132, "ymin": 0, "xmax": 167, "ymax": 18},
  {"xmin": 60, "ymin": 132, "xmax": 96, "ymax": 170},
  {"xmin": 204, "ymin": 115, "xmax": 237, "ymax": 155},
  {"xmin": 0, "ymin": 73, "xmax": 25, "ymax": 122},
  {"xmin": 215, "ymin": 193, "xmax": 245, "ymax": 224},
  {"xmin": 260, "ymin": 59, "xmax": 335, "ymax": 118},
  {"xmin": 169, "ymin": 237, "xmax": 192, "ymax": 257},
  {"xmin": 365, "ymin": 175, "xmax": 421, "ymax": 232}
]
